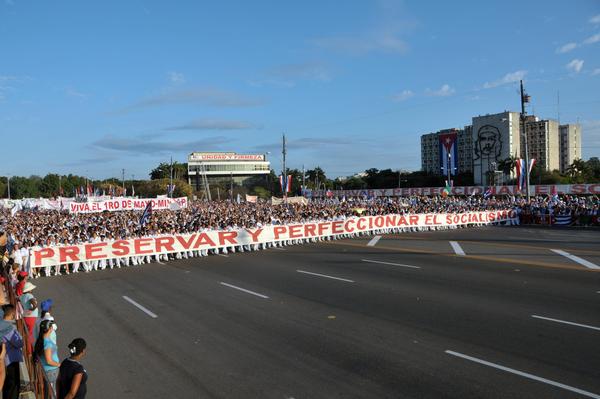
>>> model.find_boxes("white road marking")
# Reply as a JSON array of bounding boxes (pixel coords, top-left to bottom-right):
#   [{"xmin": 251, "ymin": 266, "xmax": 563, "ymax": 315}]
[
  {"xmin": 367, "ymin": 235, "xmax": 381, "ymax": 247},
  {"xmin": 531, "ymin": 315, "xmax": 600, "ymax": 332},
  {"xmin": 361, "ymin": 259, "xmax": 421, "ymax": 269},
  {"xmin": 273, "ymin": 247, "xmax": 287, "ymax": 251},
  {"xmin": 449, "ymin": 241, "xmax": 466, "ymax": 256},
  {"xmin": 122, "ymin": 296, "xmax": 158, "ymax": 318},
  {"xmin": 550, "ymin": 249, "xmax": 599, "ymax": 269},
  {"xmin": 218, "ymin": 254, "xmax": 229, "ymax": 258},
  {"xmin": 296, "ymin": 270, "xmax": 354, "ymax": 283},
  {"xmin": 220, "ymin": 282, "xmax": 269, "ymax": 299},
  {"xmin": 445, "ymin": 350, "xmax": 600, "ymax": 399}
]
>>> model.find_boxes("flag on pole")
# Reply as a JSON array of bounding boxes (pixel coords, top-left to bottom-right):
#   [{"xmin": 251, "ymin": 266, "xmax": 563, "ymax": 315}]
[
  {"xmin": 167, "ymin": 184, "xmax": 176, "ymax": 196},
  {"xmin": 515, "ymin": 158, "xmax": 526, "ymax": 191},
  {"xmin": 442, "ymin": 180, "xmax": 452, "ymax": 197},
  {"xmin": 483, "ymin": 187, "xmax": 492, "ymax": 199},
  {"xmin": 528, "ymin": 158, "xmax": 536, "ymax": 175},
  {"xmin": 439, "ymin": 131, "xmax": 458, "ymax": 176},
  {"xmin": 131, "ymin": 184, "xmax": 135, "ymax": 197},
  {"xmin": 139, "ymin": 201, "xmax": 153, "ymax": 227},
  {"xmin": 279, "ymin": 175, "xmax": 292, "ymax": 193},
  {"xmin": 515, "ymin": 158, "xmax": 536, "ymax": 192}
]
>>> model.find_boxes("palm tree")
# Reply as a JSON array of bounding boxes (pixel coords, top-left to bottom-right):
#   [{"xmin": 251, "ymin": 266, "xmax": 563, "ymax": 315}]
[
  {"xmin": 567, "ymin": 158, "xmax": 588, "ymax": 183},
  {"xmin": 497, "ymin": 155, "xmax": 518, "ymax": 184}
]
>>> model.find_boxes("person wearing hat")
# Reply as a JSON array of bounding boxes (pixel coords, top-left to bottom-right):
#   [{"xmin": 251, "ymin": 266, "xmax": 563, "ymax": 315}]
[
  {"xmin": 33, "ymin": 299, "xmax": 57, "ymax": 345},
  {"xmin": 19, "ymin": 282, "xmax": 38, "ymax": 350}
]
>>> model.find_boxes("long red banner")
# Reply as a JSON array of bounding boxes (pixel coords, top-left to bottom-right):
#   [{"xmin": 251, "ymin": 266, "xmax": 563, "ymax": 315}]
[{"xmin": 33, "ymin": 210, "xmax": 517, "ymax": 267}]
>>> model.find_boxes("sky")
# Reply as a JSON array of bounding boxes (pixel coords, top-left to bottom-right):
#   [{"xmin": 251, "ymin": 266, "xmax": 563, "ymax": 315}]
[{"xmin": 1, "ymin": 0, "xmax": 599, "ymax": 180}]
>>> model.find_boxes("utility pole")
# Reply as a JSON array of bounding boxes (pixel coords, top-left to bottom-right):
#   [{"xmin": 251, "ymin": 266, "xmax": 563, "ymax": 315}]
[
  {"xmin": 169, "ymin": 157, "xmax": 173, "ymax": 198},
  {"xmin": 7, "ymin": 175, "xmax": 10, "ymax": 200},
  {"xmin": 302, "ymin": 164, "xmax": 305, "ymax": 196},
  {"xmin": 230, "ymin": 172, "xmax": 233, "ymax": 201},
  {"xmin": 282, "ymin": 133, "xmax": 287, "ymax": 201},
  {"xmin": 520, "ymin": 80, "xmax": 531, "ymax": 201},
  {"xmin": 447, "ymin": 152, "xmax": 452, "ymax": 187},
  {"xmin": 121, "ymin": 168, "xmax": 125, "ymax": 196},
  {"xmin": 58, "ymin": 175, "xmax": 62, "ymax": 197}
]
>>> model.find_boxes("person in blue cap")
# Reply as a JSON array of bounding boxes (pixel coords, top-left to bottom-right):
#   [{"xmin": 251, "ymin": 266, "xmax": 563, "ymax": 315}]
[{"xmin": 33, "ymin": 299, "xmax": 57, "ymax": 345}]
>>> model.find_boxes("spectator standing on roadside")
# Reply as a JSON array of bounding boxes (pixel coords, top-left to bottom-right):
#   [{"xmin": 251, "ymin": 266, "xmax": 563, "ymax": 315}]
[
  {"xmin": 34, "ymin": 320, "xmax": 60, "ymax": 394},
  {"xmin": 0, "ymin": 305, "xmax": 24, "ymax": 399},
  {"xmin": 19, "ymin": 281, "xmax": 38, "ymax": 349},
  {"xmin": 56, "ymin": 338, "xmax": 88, "ymax": 399},
  {"xmin": 33, "ymin": 299, "xmax": 57, "ymax": 345}
]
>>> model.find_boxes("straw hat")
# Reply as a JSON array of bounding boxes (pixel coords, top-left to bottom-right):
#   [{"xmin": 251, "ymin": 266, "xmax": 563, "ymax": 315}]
[{"xmin": 22, "ymin": 282, "xmax": 36, "ymax": 293}]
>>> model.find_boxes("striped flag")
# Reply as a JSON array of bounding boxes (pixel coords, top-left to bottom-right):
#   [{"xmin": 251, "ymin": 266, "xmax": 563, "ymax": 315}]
[
  {"xmin": 139, "ymin": 201, "xmax": 153, "ymax": 227},
  {"xmin": 554, "ymin": 214, "xmax": 572, "ymax": 226},
  {"xmin": 515, "ymin": 158, "xmax": 536, "ymax": 192},
  {"xmin": 483, "ymin": 187, "xmax": 492, "ymax": 199},
  {"xmin": 279, "ymin": 175, "xmax": 292, "ymax": 193}
]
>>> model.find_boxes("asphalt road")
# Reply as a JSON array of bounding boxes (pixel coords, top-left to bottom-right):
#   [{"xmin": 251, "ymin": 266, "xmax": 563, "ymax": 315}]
[{"xmin": 33, "ymin": 226, "xmax": 600, "ymax": 398}]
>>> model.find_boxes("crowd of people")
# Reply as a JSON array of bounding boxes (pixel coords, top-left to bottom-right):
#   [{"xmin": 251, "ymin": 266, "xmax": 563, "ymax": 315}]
[
  {"xmin": 0, "ymin": 194, "xmax": 598, "ymax": 278},
  {"xmin": 0, "ymin": 273, "xmax": 88, "ymax": 398},
  {"xmin": 0, "ymin": 193, "xmax": 597, "ymax": 397}
]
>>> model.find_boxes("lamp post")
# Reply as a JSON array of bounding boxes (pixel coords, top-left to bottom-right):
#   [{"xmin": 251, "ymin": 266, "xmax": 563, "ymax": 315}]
[{"xmin": 6, "ymin": 175, "xmax": 10, "ymax": 200}]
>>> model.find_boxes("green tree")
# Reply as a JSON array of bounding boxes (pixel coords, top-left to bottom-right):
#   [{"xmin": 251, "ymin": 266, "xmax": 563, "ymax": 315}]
[
  {"xmin": 566, "ymin": 158, "xmax": 589, "ymax": 183},
  {"xmin": 150, "ymin": 162, "xmax": 188, "ymax": 180}
]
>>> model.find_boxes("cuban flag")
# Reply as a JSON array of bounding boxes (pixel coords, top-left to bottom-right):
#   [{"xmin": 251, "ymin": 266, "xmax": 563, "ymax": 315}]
[
  {"xmin": 483, "ymin": 187, "xmax": 492, "ymax": 199},
  {"xmin": 279, "ymin": 174, "xmax": 292, "ymax": 193},
  {"xmin": 554, "ymin": 213, "xmax": 572, "ymax": 226},
  {"xmin": 439, "ymin": 131, "xmax": 458, "ymax": 176},
  {"xmin": 139, "ymin": 201, "xmax": 153, "ymax": 227},
  {"xmin": 515, "ymin": 158, "xmax": 536, "ymax": 192}
]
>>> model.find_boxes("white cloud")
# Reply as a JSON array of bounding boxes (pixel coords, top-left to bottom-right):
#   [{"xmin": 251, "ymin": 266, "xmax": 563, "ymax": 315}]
[
  {"xmin": 313, "ymin": 1, "xmax": 415, "ymax": 56},
  {"xmin": 391, "ymin": 89, "xmax": 414, "ymax": 101},
  {"xmin": 65, "ymin": 87, "xmax": 87, "ymax": 98},
  {"xmin": 483, "ymin": 70, "xmax": 527, "ymax": 89},
  {"xmin": 590, "ymin": 14, "xmax": 600, "ymax": 24},
  {"xmin": 425, "ymin": 84, "xmax": 454, "ymax": 97},
  {"xmin": 556, "ymin": 42, "xmax": 578, "ymax": 54},
  {"xmin": 583, "ymin": 33, "xmax": 600, "ymax": 45},
  {"xmin": 566, "ymin": 59, "xmax": 584, "ymax": 73},
  {"xmin": 168, "ymin": 71, "xmax": 185, "ymax": 84},
  {"xmin": 115, "ymin": 87, "xmax": 266, "ymax": 113},
  {"xmin": 314, "ymin": 33, "xmax": 408, "ymax": 55},
  {"xmin": 592, "ymin": 68, "xmax": 600, "ymax": 76},
  {"xmin": 165, "ymin": 118, "xmax": 258, "ymax": 131}
]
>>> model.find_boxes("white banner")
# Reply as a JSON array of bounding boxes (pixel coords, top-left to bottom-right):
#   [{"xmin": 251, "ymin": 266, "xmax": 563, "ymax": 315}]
[
  {"xmin": 68, "ymin": 197, "xmax": 188, "ymax": 214},
  {"xmin": 311, "ymin": 184, "xmax": 600, "ymax": 197},
  {"xmin": 32, "ymin": 210, "xmax": 517, "ymax": 267}
]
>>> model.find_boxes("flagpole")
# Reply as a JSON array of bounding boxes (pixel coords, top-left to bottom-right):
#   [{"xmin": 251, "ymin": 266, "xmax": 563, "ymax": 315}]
[
  {"xmin": 520, "ymin": 80, "xmax": 531, "ymax": 201},
  {"xmin": 282, "ymin": 133, "xmax": 287, "ymax": 202},
  {"xmin": 169, "ymin": 157, "xmax": 173, "ymax": 198}
]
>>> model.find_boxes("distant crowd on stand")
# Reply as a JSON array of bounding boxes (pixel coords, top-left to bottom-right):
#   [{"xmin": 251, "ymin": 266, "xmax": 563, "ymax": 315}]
[{"xmin": 0, "ymin": 195, "xmax": 598, "ymax": 277}]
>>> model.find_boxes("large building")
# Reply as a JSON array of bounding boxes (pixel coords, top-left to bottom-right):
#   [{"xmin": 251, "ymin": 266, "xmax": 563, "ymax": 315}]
[
  {"xmin": 420, "ymin": 110, "xmax": 584, "ymax": 186},
  {"xmin": 522, "ymin": 116, "xmax": 560, "ymax": 173},
  {"xmin": 187, "ymin": 152, "xmax": 270, "ymax": 190},
  {"xmin": 472, "ymin": 111, "xmax": 521, "ymax": 185},
  {"xmin": 559, "ymin": 123, "xmax": 582, "ymax": 173},
  {"xmin": 420, "ymin": 128, "xmax": 473, "ymax": 175}
]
